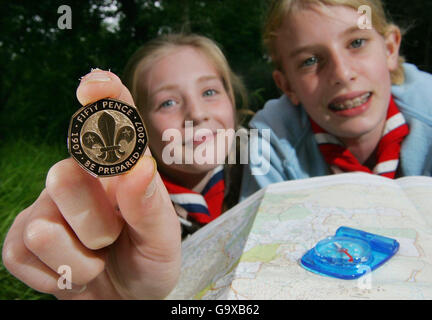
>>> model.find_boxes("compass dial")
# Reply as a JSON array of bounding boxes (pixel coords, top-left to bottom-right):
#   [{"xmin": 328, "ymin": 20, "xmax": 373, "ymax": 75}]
[{"xmin": 313, "ymin": 236, "xmax": 372, "ymax": 267}]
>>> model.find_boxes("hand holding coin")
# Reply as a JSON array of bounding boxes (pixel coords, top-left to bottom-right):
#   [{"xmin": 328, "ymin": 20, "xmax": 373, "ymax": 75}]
[{"xmin": 2, "ymin": 69, "xmax": 182, "ymax": 299}]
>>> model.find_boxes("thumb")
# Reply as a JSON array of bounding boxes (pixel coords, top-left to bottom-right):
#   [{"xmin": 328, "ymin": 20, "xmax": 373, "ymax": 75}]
[
  {"xmin": 116, "ymin": 153, "xmax": 181, "ymax": 253},
  {"xmin": 113, "ymin": 152, "xmax": 182, "ymax": 298},
  {"xmin": 76, "ymin": 69, "xmax": 135, "ymax": 107},
  {"xmin": 74, "ymin": 68, "xmax": 141, "ymax": 206}
]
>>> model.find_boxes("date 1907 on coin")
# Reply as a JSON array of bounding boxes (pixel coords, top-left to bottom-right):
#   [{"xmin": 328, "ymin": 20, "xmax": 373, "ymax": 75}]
[{"xmin": 68, "ymin": 98, "xmax": 148, "ymax": 177}]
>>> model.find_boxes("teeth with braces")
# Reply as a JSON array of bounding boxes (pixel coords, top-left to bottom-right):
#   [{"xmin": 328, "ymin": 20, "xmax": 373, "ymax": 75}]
[{"xmin": 329, "ymin": 92, "xmax": 371, "ymax": 111}]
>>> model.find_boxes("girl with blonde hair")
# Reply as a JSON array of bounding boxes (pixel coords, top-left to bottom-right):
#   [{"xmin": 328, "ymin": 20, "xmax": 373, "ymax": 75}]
[{"xmin": 123, "ymin": 33, "xmax": 249, "ymax": 238}]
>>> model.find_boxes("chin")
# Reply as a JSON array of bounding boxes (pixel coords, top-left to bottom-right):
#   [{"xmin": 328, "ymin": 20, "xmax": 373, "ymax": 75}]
[
  {"xmin": 165, "ymin": 162, "xmax": 219, "ymax": 176},
  {"xmin": 334, "ymin": 125, "xmax": 379, "ymax": 141},
  {"xmin": 333, "ymin": 114, "xmax": 380, "ymax": 135},
  {"xmin": 188, "ymin": 162, "xmax": 222, "ymax": 173}
]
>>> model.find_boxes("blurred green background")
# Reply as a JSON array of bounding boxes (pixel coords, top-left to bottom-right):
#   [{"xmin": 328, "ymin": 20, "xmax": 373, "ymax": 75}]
[{"xmin": 1, "ymin": 0, "xmax": 431, "ymax": 300}]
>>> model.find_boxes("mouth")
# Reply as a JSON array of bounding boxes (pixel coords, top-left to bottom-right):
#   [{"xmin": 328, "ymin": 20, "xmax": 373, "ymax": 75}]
[
  {"xmin": 184, "ymin": 131, "xmax": 216, "ymax": 146},
  {"xmin": 193, "ymin": 133, "xmax": 215, "ymax": 146},
  {"xmin": 328, "ymin": 92, "xmax": 372, "ymax": 111}
]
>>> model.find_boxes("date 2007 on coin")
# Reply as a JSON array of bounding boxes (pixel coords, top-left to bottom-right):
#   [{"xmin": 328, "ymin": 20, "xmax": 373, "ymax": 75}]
[{"xmin": 68, "ymin": 98, "xmax": 148, "ymax": 177}]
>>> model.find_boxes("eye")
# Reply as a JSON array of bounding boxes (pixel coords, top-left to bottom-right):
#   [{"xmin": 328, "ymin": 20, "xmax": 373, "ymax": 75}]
[
  {"xmin": 159, "ymin": 99, "xmax": 177, "ymax": 109},
  {"xmin": 203, "ymin": 89, "xmax": 217, "ymax": 97},
  {"xmin": 350, "ymin": 38, "xmax": 366, "ymax": 49},
  {"xmin": 301, "ymin": 56, "xmax": 318, "ymax": 68}
]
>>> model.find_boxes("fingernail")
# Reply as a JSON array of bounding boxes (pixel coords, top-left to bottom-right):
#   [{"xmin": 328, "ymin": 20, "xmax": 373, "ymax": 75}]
[
  {"xmin": 70, "ymin": 284, "xmax": 87, "ymax": 294},
  {"xmin": 81, "ymin": 71, "xmax": 111, "ymax": 83},
  {"xmin": 143, "ymin": 156, "xmax": 158, "ymax": 199}
]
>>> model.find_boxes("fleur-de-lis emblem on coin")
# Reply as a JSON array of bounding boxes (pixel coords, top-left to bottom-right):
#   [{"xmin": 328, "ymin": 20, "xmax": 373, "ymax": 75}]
[
  {"xmin": 82, "ymin": 112, "xmax": 135, "ymax": 163},
  {"xmin": 68, "ymin": 98, "xmax": 147, "ymax": 177}
]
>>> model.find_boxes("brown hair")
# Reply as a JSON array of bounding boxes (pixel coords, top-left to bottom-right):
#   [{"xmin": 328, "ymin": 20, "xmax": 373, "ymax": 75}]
[{"xmin": 263, "ymin": 0, "xmax": 405, "ymax": 84}]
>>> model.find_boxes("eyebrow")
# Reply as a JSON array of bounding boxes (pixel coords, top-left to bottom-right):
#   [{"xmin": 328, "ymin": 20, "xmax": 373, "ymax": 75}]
[
  {"xmin": 342, "ymin": 26, "xmax": 367, "ymax": 37},
  {"xmin": 289, "ymin": 26, "xmax": 367, "ymax": 58},
  {"xmin": 196, "ymin": 75, "xmax": 221, "ymax": 84},
  {"xmin": 152, "ymin": 75, "xmax": 221, "ymax": 94},
  {"xmin": 152, "ymin": 84, "xmax": 178, "ymax": 96}
]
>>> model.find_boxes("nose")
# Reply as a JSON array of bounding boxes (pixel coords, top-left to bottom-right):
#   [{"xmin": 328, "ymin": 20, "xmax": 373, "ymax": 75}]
[
  {"xmin": 328, "ymin": 51, "xmax": 357, "ymax": 86},
  {"xmin": 183, "ymin": 95, "xmax": 208, "ymax": 126}
]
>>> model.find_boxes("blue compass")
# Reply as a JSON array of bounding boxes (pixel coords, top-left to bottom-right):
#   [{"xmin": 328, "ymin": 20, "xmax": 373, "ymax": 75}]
[
  {"xmin": 300, "ymin": 227, "xmax": 399, "ymax": 279},
  {"xmin": 314, "ymin": 236, "xmax": 371, "ymax": 266}
]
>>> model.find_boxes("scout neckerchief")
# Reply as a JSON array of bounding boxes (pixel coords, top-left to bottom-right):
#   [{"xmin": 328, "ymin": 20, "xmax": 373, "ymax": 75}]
[
  {"xmin": 161, "ymin": 165, "xmax": 225, "ymax": 225},
  {"xmin": 310, "ymin": 96, "xmax": 409, "ymax": 179}
]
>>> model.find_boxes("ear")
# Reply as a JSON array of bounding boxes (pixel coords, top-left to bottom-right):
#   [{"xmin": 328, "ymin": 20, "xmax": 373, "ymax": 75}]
[
  {"xmin": 272, "ymin": 69, "xmax": 300, "ymax": 105},
  {"xmin": 384, "ymin": 25, "xmax": 402, "ymax": 72}
]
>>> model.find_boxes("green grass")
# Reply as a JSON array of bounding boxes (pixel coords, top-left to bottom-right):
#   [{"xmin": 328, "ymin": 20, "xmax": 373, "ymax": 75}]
[{"xmin": 0, "ymin": 138, "xmax": 68, "ymax": 300}]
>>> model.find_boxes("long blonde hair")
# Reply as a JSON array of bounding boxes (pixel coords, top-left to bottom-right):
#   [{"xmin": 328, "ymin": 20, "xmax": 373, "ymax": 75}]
[
  {"xmin": 263, "ymin": 0, "xmax": 405, "ymax": 84},
  {"xmin": 122, "ymin": 33, "xmax": 249, "ymax": 126}
]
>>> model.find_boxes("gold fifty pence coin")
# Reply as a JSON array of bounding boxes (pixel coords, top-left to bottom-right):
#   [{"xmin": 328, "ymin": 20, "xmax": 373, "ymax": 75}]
[{"xmin": 68, "ymin": 98, "xmax": 148, "ymax": 177}]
